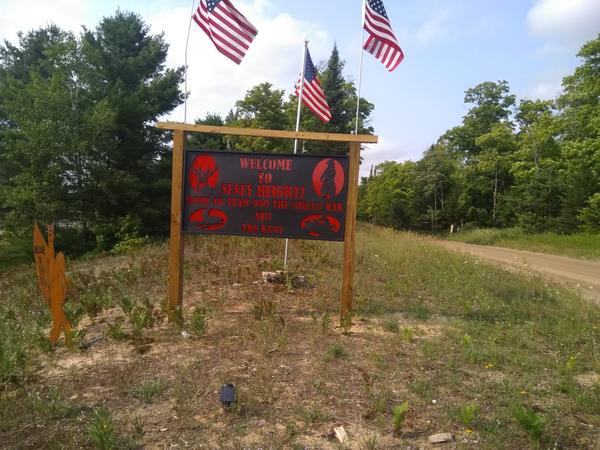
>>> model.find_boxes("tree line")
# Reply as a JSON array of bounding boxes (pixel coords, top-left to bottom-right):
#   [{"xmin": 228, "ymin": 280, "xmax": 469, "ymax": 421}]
[
  {"xmin": 0, "ymin": 10, "xmax": 372, "ymax": 258},
  {"xmin": 0, "ymin": 11, "xmax": 184, "ymax": 253},
  {"xmin": 358, "ymin": 35, "xmax": 600, "ymax": 234}
]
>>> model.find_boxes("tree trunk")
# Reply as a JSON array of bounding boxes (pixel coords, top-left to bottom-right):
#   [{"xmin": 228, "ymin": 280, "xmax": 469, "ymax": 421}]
[{"xmin": 493, "ymin": 170, "xmax": 498, "ymax": 224}]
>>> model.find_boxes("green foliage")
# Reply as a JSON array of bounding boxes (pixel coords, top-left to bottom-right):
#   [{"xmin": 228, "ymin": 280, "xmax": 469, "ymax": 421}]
[
  {"xmin": 0, "ymin": 11, "xmax": 184, "ymax": 258},
  {"xmin": 32, "ymin": 386, "xmax": 79, "ymax": 419},
  {"xmin": 106, "ymin": 322, "xmax": 128, "ymax": 341},
  {"xmin": 578, "ymin": 193, "xmax": 600, "ymax": 232},
  {"xmin": 457, "ymin": 402, "xmax": 479, "ymax": 427},
  {"xmin": 190, "ymin": 306, "xmax": 210, "ymax": 337},
  {"xmin": 358, "ymin": 35, "xmax": 600, "ymax": 234},
  {"xmin": 391, "ymin": 401, "xmax": 409, "ymax": 433},
  {"xmin": 132, "ymin": 379, "xmax": 167, "ymax": 404},
  {"xmin": 87, "ymin": 408, "xmax": 117, "ymax": 450},
  {"xmin": 512, "ymin": 405, "xmax": 546, "ymax": 442},
  {"xmin": 326, "ymin": 342, "xmax": 347, "ymax": 360},
  {"xmin": 382, "ymin": 318, "xmax": 399, "ymax": 333}
]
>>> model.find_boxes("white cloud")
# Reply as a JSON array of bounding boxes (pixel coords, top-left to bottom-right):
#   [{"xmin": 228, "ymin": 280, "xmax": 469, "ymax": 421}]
[
  {"xmin": 360, "ymin": 137, "xmax": 411, "ymax": 177},
  {"xmin": 148, "ymin": 0, "xmax": 332, "ymax": 123},
  {"xmin": 530, "ymin": 81, "xmax": 563, "ymax": 100},
  {"xmin": 527, "ymin": 0, "xmax": 600, "ymax": 46},
  {"xmin": 0, "ymin": 0, "xmax": 332, "ymax": 125},
  {"xmin": 0, "ymin": 0, "xmax": 88, "ymax": 42}
]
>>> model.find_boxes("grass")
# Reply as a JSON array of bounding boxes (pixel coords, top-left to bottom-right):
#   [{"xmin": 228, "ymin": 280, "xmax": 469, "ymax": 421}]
[
  {"xmin": 326, "ymin": 342, "xmax": 347, "ymax": 360},
  {"xmin": 87, "ymin": 408, "xmax": 117, "ymax": 450},
  {"xmin": 447, "ymin": 227, "xmax": 600, "ymax": 260},
  {"xmin": 382, "ymin": 318, "xmax": 400, "ymax": 333},
  {"xmin": 512, "ymin": 404, "xmax": 546, "ymax": 443},
  {"xmin": 0, "ymin": 224, "xmax": 599, "ymax": 448},
  {"xmin": 392, "ymin": 401, "xmax": 409, "ymax": 433},
  {"xmin": 189, "ymin": 306, "xmax": 210, "ymax": 337},
  {"xmin": 457, "ymin": 402, "xmax": 479, "ymax": 427},
  {"xmin": 132, "ymin": 379, "xmax": 167, "ymax": 404}
]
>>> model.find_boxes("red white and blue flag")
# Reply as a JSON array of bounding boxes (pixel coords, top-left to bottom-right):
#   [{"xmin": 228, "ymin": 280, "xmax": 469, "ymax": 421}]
[
  {"xmin": 295, "ymin": 49, "xmax": 331, "ymax": 123},
  {"xmin": 363, "ymin": 0, "xmax": 404, "ymax": 72},
  {"xmin": 193, "ymin": 0, "xmax": 258, "ymax": 65}
]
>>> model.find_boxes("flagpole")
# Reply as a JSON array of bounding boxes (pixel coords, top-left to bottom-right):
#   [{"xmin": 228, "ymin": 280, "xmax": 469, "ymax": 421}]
[
  {"xmin": 183, "ymin": 0, "xmax": 197, "ymax": 123},
  {"xmin": 354, "ymin": 0, "xmax": 366, "ymax": 134},
  {"xmin": 283, "ymin": 40, "xmax": 308, "ymax": 270}
]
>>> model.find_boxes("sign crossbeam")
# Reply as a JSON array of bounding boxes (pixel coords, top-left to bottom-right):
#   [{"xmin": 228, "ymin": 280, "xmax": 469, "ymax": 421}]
[
  {"xmin": 156, "ymin": 122, "xmax": 378, "ymax": 144},
  {"xmin": 158, "ymin": 122, "xmax": 378, "ymax": 327}
]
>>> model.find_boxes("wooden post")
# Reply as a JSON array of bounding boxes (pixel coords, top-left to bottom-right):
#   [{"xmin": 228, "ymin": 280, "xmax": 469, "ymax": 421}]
[
  {"xmin": 340, "ymin": 142, "xmax": 360, "ymax": 325},
  {"xmin": 168, "ymin": 130, "xmax": 185, "ymax": 323}
]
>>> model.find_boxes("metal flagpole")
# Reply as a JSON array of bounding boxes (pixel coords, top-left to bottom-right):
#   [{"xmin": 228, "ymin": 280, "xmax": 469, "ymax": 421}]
[
  {"xmin": 354, "ymin": 0, "xmax": 366, "ymax": 134},
  {"xmin": 184, "ymin": 0, "xmax": 197, "ymax": 123},
  {"xmin": 283, "ymin": 40, "xmax": 308, "ymax": 270}
]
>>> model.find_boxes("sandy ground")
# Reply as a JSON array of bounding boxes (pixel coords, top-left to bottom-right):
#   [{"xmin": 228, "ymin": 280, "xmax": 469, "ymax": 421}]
[{"xmin": 430, "ymin": 240, "xmax": 600, "ymax": 304}]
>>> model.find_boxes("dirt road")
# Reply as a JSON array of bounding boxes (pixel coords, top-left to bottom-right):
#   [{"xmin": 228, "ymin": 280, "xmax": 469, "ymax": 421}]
[{"xmin": 431, "ymin": 240, "xmax": 600, "ymax": 304}]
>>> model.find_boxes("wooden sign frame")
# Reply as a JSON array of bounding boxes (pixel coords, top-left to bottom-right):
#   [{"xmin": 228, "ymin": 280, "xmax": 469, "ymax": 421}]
[{"xmin": 156, "ymin": 122, "xmax": 378, "ymax": 325}]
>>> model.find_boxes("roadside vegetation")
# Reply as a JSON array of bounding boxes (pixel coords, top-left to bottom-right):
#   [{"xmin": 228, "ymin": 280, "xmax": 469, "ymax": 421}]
[
  {"xmin": 1, "ymin": 224, "xmax": 598, "ymax": 448},
  {"xmin": 358, "ymin": 35, "xmax": 600, "ymax": 239},
  {"xmin": 446, "ymin": 227, "xmax": 600, "ymax": 260}
]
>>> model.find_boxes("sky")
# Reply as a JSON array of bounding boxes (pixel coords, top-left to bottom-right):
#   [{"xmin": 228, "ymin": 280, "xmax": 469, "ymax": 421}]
[{"xmin": 1, "ymin": 0, "xmax": 599, "ymax": 176}]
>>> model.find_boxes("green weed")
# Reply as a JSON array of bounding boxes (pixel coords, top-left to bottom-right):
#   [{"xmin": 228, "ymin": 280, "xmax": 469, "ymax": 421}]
[
  {"xmin": 119, "ymin": 296, "xmax": 135, "ymax": 315},
  {"xmin": 326, "ymin": 342, "xmax": 347, "ymax": 360},
  {"xmin": 87, "ymin": 408, "xmax": 117, "ymax": 450},
  {"xmin": 32, "ymin": 386, "xmax": 79, "ymax": 419},
  {"xmin": 457, "ymin": 402, "xmax": 479, "ymax": 427},
  {"xmin": 382, "ymin": 318, "xmax": 399, "ymax": 333},
  {"xmin": 512, "ymin": 405, "xmax": 546, "ymax": 442},
  {"xmin": 190, "ymin": 306, "xmax": 210, "ymax": 337},
  {"xmin": 106, "ymin": 322, "xmax": 128, "ymax": 341},
  {"xmin": 132, "ymin": 379, "xmax": 167, "ymax": 404},
  {"xmin": 392, "ymin": 401, "xmax": 409, "ymax": 433},
  {"xmin": 409, "ymin": 299, "xmax": 430, "ymax": 320}
]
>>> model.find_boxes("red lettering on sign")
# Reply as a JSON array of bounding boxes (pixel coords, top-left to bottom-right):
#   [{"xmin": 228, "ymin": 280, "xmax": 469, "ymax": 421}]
[
  {"xmin": 256, "ymin": 185, "xmax": 305, "ymax": 199},
  {"xmin": 325, "ymin": 202, "xmax": 343, "ymax": 212},
  {"xmin": 221, "ymin": 183, "xmax": 253, "ymax": 197},
  {"xmin": 240, "ymin": 158, "xmax": 293, "ymax": 171}
]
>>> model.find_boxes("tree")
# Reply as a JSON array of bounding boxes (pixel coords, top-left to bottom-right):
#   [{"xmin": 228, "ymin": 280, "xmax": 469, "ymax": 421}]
[
  {"xmin": 578, "ymin": 193, "xmax": 600, "ymax": 232},
  {"xmin": 289, "ymin": 44, "xmax": 374, "ymax": 155},
  {"xmin": 226, "ymin": 82, "xmax": 291, "ymax": 153},
  {"xmin": 362, "ymin": 161, "xmax": 417, "ymax": 229},
  {"xmin": 0, "ymin": 12, "xmax": 185, "ymax": 253},
  {"xmin": 473, "ymin": 123, "xmax": 517, "ymax": 225},
  {"xmin": 556, "ymin": 34, "xmax": 600, "ymax": 231},
  {"xmin": 188, "ymin": 113, "xmax": 228, "ymax": 150},
  {"xmin": 445, "ymin": 81, "xmax": 516, "ymax": 161},
  {"xmin": 0, "ymin": 27, "xmax": 117, "ymax": 253},
  {"xmin": 80, "ymin": 10, "xmax": 184, "ymax": 247},
  {"xmin": 414, "ymin": 144, "xmax": 459, "ymax": 230},
  {"xmin": 511, "ymin": 100, "xmax": 563, "ymax": 231}
]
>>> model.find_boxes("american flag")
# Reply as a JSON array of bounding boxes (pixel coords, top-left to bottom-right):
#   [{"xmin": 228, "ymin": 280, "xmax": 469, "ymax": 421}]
[
  {"xmin": 295, "ymin": 48, "xmax": 331, "ymax": 123},
  {"xmin": 193, "ymin": 0, "xmax": 258, "ymax": 65},
  {"xmin": 363, "ymin": 0, "xmax": 404, "ymax": 72}
]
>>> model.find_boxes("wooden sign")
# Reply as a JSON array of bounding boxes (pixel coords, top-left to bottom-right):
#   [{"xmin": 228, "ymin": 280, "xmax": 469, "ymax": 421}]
[
  {"xmin": 182, "ymin": 150, "xmax": 349, "ymax": 241},
  {"xmin": 156, "ymin": 122, "xmax": 378, "ymax": 326},
  {"xmin": 33, "ymin": 223, "xmax": 73, "ymax": 348}
]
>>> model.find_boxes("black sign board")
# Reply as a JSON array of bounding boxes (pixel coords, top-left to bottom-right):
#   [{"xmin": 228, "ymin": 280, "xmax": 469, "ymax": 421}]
[{"xmin": 182, "ymin": 150, "xmax": 349, "ymax": 241}]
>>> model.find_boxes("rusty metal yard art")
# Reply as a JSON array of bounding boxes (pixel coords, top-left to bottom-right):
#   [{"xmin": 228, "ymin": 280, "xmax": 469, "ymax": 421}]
[{"xmin": 33, "ymin": 223, "xmax": 73, "ymax": 349}]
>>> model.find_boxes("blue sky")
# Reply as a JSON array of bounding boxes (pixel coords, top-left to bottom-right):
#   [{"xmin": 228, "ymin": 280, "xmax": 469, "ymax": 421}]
[{"xmin": 1, "ymin": 0, "xmax": 599, "ymax": 175}]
